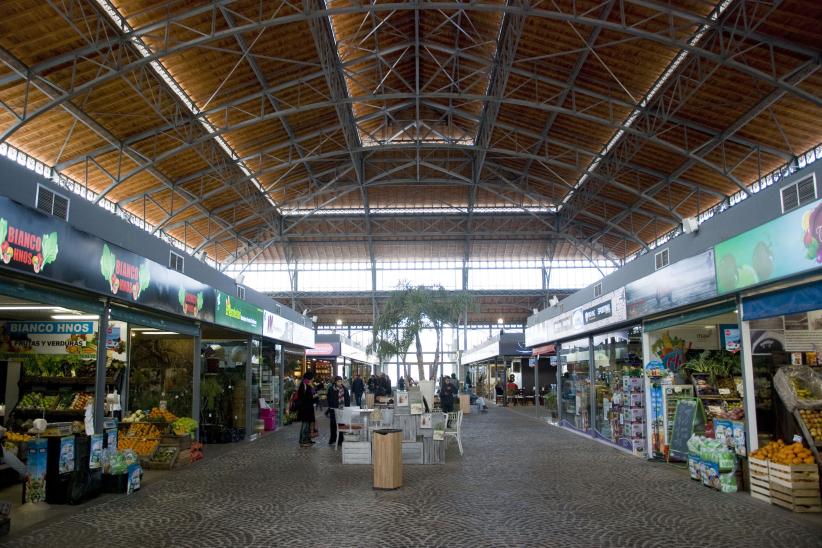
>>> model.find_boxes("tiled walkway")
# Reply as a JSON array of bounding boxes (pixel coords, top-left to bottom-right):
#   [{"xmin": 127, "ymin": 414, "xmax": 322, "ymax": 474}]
[{"xmin": 6, "ymin": 407, "xmax": 822, "ymax": 547}]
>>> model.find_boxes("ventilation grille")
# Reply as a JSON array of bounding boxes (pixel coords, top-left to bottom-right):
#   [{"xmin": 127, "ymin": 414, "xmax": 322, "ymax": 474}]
[
  {"xmin": 36, "ymin": 185, "xmax": 69, "ymax": 220},
  {"xmin": 594, "ymin": 283, "xmax": 602, "ymax": 298},
  {"xmin": 781, "ymin": 175, "xmax": 817, "ymax": 213},
  {"xmin": 655, "ymin": 248, "xmax": 670, "ymax": 271},
  {"xmin": 169, "ymin": 251, "xmax": 184, "ymax": 273}
]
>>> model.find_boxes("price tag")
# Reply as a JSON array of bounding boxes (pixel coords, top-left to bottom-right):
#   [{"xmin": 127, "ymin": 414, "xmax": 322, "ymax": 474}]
[
  {"xmin": 718, "ymin": 388, "xmax": 732, "ymax": 395},
  {"xmin": 793, "ymin": 434, "xmax": 804, "ymax": 443}
]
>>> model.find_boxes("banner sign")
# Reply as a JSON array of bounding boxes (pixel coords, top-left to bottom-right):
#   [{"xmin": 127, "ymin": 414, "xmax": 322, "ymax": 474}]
[
  {"xmin": 291, "ymin": 323, "xmax": 315, "ymax": 348},
  {"xmin": 0, "ymin": 321, "xmax": 97, "ymax": 357},
  {"xmin": 263, "ymin": 310, "xmax": 294, "ymax": 342},
  {"xmin": 714, "ymin": 198, "xmax": 822, "ymax": 294},
  {"xmin": 306, "ymin": 342, "xmax": 341, "ymax": 357},
  {"xmin": 0, "ymin": 197, "xmax": 215, "ymax": 322},
  {"xmin": 625, "ymin": 250, "xmax": 717, "ymax": 319},
  {"xmin": 215, "ymin": 291, "xmax": 263, "ymax": 334},
  {"xmin": 527, "ymin": 289, "xmax": 627, "ymax": 346}
]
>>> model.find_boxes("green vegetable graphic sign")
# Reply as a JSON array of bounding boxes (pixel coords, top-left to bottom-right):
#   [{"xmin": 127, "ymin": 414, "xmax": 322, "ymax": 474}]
[
  {"xmin": 178, "ymin": 287, "xmax": 205, "ymax": 317},
  {"xmin": 100, "ymin": 243, "xmax": 150, "ymax": 299},
  {"xmin": 0, "ymin": 216, "xmax": 58, "ymax": 273},
  {"xmin": 0, "ymin": 196, "xmax": 216, "ymax": 322}
]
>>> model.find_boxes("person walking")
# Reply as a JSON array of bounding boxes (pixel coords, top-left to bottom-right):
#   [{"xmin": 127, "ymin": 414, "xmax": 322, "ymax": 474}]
[
  {"xmin": 352, "ymin": 373, "xmax": 365, "ymax": 407},
  {"xmin": 439, "ymin": 375, "xmax": 456, "ymax": 413},
  {"xmin": 327, "ymin": 376, "xmax": 351, "ymax": 446},
  {"xmin": 297, "ymin": 371, "xmax": 316, "ymax": 447}
]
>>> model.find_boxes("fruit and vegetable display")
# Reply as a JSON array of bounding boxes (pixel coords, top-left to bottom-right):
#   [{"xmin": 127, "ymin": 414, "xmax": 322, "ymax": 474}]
[
  {"xmin": 798, "ymin": 409, "xmax": 822, "ymax": 444},
  {"xmin": 750, "ymin": 440, "xmax": 815, "ymax": 465},
  {"xmin": 125, "ymin": 423, "xmax": 162, "ymax": 438},
  {"xmin": 122, "ymin": 409, "xmax": 147, "ymax": 423},
  {"xmin": 151, "ymin": 446, "xmax": 178, "ymax": 464},
  {"xmin": 70, "ymin": 392, "xmax": 93, "ymax": 410},
  {"xmin": 5, "ymin": 431, "xmax": 34, "ymax": 442},
  {"xmin": 713, "ymin": 401, "xmax": 744, "ymax": 420},
  {"xmin": 117, "ymin": 437, "xmax": 158, "ymax": 457},
  {"xmin": 172, "ymin": 417, "xmax": 198, "ymax": 437},
  {"xmin": 149, "ymin": 407, "xmax": 177, "ymax": 422},
  {"xmin": 20, "ymin": 356, "xmax": 124, "ymax": 378},
  {"xmin": 15, "ymin": 390, "xmax": 93, "ymax": 412},
  {"xmin": 791, "ymin": 377, "xmax": 814, "ymax": 399}
]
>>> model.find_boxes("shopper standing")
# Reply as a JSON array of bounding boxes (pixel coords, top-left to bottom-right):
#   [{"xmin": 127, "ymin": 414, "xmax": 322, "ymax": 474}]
[
  {"xmin": 440, "ymin": 376, "xmax": 456, "ymax": 413},
  {"xmin": 327, "ymin": 376, "xmax": 351, "ymax": 446},
  {"xmin": 297, "ymin": 370, "xmax": 316, "ymax": 448},
  {"xmin": 352, "ymin": 373, "xmax": 365, "ymax": 407}
]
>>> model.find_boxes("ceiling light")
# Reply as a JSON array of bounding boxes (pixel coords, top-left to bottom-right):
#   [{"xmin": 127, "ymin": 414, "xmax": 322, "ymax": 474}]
[
  {"xmin": 129, "ymin": 328, "xmax": 157, "ymax": 332},
  {"xmin": 141, "ymin": 331, "xmax": 179, "ymax": 335},
  {"xmin": 497, "ymin": 318, "xmax": 504, "ymax": 325},
  {"xmin": 336, "ymin": 319, "xmax": 343, "ymax": 326},
  {"xmin": 51, "ymin": 314, "xmax": 99, "ymax": 320}
]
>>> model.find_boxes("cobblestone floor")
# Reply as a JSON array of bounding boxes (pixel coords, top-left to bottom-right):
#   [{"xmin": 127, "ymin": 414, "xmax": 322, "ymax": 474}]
[{"xmin": 6, "ymin": 407, "xmax": 822, "ymax": 547}]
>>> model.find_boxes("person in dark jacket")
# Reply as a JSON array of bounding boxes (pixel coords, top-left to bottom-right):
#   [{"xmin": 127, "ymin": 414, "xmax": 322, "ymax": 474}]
[
  {"xmin": 327, "ymin": 376, "xmax": 351, "ymax": 446},
  {"xmin": 439, "ymin": 376, "xmax": 455, "ymax": 413},
  {"xmin": 352, "ymin": 373, "xmax": 365, "ymax": 407},
  {"xmin": 297, "ymin": 370, "xmax": 316, "ymax": 447}
]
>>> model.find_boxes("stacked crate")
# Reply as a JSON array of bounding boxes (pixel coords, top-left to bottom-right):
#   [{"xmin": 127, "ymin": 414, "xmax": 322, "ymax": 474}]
[{"xmin": 748, "ymin": 457, "xmax": 821, "ymax": 512}]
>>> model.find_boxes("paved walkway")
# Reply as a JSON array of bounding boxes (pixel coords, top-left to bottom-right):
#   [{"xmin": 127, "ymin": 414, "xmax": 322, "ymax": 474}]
[{"xmin": 6, "ymin": 407, "xmax": 822, "ymax": 547}]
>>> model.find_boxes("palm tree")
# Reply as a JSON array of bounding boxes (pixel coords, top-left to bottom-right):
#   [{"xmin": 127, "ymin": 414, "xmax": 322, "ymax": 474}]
[{"xmin": 368, "ymin": 283, "xmax": 473, "ymax": 380}]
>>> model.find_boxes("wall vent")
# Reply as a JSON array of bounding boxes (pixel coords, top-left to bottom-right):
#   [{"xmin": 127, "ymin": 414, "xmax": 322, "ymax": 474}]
[
  {"xmin": 36, "ymin": 184, "xmax": 69, "ymax": 220},
  {"xmin": 781, "ymin": 175, "xmax": 816, "ymax": 213}
]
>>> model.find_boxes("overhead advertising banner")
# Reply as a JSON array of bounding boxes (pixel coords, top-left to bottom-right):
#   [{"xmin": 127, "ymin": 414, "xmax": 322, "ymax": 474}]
[
  {"xmin": 215, "ymin": 291, "xmax": 263, "ymax": 335},
  {"xmin": 499, "ymin": 334, "xmax": 530, "ymax": 357},
  {"xmin": 0, "ymin": 197, "xmax": 215, "ymax": 322},
  {"xmin": 625, "ymin": 250, "xmax": 717, "ymax": 319},
  {"xmin": 306, "ymin": 342, "xmax": 341, "ymax": 357},
  {"xmin": 0, "ymin": 321, "xmax": 97, "ymax": 357},
  {"xmin": 714, "ymin": 198, "xmax": 822, "ymax": 294},
  {"xmin": 262, "ymin": 310, "xmax": 294, "ymax": 343},
  {"xmin": 291, "ymin": 323, "xmax": 314, "ymax": 348},
  {"xmin": 526, "ymin": 288, "xmax": 627, "ymax": 346}
]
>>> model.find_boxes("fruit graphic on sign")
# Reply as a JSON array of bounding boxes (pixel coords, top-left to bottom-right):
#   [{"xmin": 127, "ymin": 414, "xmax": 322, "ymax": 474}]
[
  {"xmin": 802, "ymin": 203, "xmax": 822, "ymax": 262},
  {"xmin": 0, "ymin": 218, "xmax": 57, "ymax": 273},
  {"xmin": 100, "ymin": 244, "xmax": 150, "ymax": 298}
]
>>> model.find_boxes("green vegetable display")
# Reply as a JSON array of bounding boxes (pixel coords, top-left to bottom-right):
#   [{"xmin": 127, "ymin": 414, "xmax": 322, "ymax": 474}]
[{"xmin": 172, "ymin": 417, "xmax": 198, "ymax": 437}]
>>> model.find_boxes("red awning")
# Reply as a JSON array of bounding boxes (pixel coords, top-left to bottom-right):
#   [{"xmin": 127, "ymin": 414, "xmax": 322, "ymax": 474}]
[{"xmin": 531, "ymin": 343, "xmax": 555, "ymax": 356}]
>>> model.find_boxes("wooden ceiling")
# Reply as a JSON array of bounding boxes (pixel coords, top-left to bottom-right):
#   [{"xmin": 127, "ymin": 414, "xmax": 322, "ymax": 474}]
[{"xmin": 0, "ymin": 0, "xmax": 819, "ymax": 270}]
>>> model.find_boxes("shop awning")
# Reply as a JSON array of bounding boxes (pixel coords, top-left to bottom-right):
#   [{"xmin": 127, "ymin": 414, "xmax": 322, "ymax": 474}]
[
  {"xmin": 531, "ymin": 343, "xmax": 555, "ymax": 356},
  {"xmin": 742, "ymin": 280, "xmax": 822, "ymax": 321},
  {"xmin": 643, "ymin": 300, "xmax": 737, "ymax": 332},
  {"xmin": 110, "ymin": 304, "xmax": 199, "ymax": 336}
]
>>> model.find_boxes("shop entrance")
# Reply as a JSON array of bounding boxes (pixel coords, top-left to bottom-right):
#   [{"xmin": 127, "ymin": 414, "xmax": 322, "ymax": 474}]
[
  {"xmin": 645, "ymin": 309, "xmax": 744, "ymax": 461},
  {"xmin": 200, "ymin": 326, "xmax": 251, "ymax": 444},
  {"xmin": 0, "ymin": 293, "xmax": 115, "ymax": 436}
]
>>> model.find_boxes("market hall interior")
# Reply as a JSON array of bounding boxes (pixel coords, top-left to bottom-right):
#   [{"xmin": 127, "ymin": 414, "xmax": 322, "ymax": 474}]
[{"xmin": 3, "ymin": 406, "xmax": 821, "ymax": 548}]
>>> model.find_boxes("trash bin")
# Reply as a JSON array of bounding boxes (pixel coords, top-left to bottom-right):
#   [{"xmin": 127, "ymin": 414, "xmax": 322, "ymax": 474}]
[{"xmin": 372, "ymin": 428, "xmax": 403, "ymax": 490}]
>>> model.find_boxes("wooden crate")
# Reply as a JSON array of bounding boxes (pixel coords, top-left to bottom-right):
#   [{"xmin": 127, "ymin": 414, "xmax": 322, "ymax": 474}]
[
  {"xmin": 401, "ymin": 441, "xmax": 423, "ymax": 464},
  {"xmin": 748, "ymin": 457, "xmax": 771, "ymax": 503},
  {"xmin": 768, "ymin": 462, "xmax": 821, "ymax": 513},
  {"xmin": 342, "ymin": 441, "xmax": 371, "ymax": 465},
  {"xmin": 160, "ymin": 435, "xmax": 191, "ymax": 450}
]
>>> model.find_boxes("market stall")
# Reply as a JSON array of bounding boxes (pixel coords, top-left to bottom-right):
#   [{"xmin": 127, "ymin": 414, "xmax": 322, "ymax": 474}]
[
  {"xmin": 462, "ymin": 332, "xmax": 534, "ymax": 406},
  {"xmin": 306, "ymin": 334, "xmax": 374, "ymax": 381}
]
